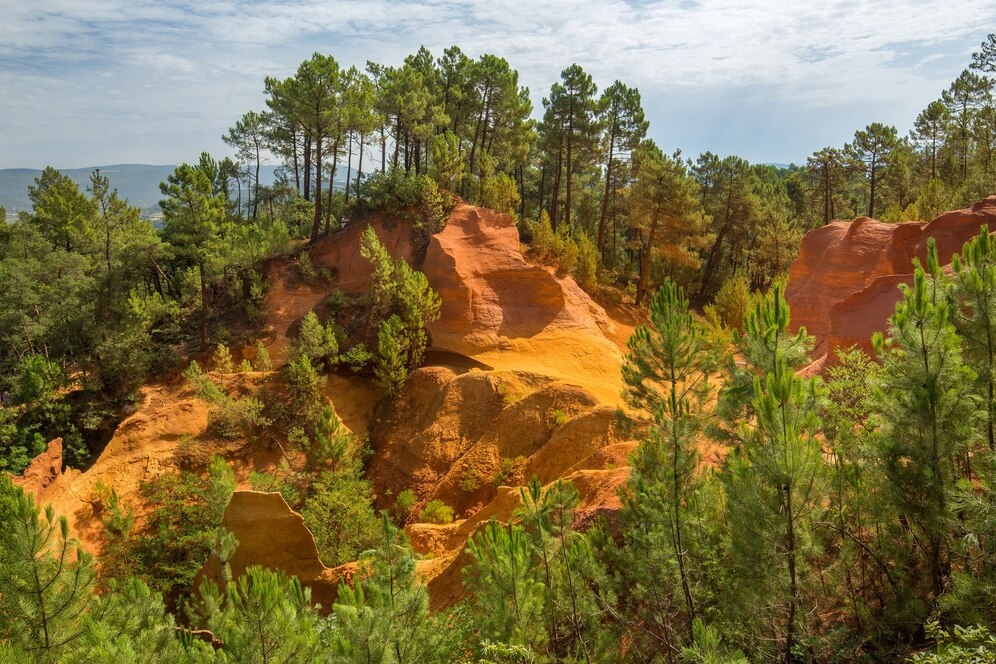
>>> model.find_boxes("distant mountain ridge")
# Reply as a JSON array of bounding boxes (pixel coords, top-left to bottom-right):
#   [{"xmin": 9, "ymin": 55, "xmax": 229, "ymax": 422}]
[{"xmin": 0, "ymin": 164, "xmax": 355, "ymax": 217}]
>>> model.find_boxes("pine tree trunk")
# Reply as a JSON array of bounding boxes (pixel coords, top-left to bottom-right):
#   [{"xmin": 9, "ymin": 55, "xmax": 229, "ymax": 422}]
[
  {"xmin": 356, "ymin": 134, "xmax": 365, "ymax": 208},
  {"xmin": 253, "ymin": 140, "xmax": 261, "ymax": 221},
  {"xmin": 551, "ymin": 146, "xmax": 563, "ymax": 230},
  {"xmin": 312, "ymin": 135, "xmax": 323, "ymax": 243},
  {"xmin": 636, "ymin": 218, "xmax": 659, "ymax": 305},
  {"xmin": 345, "ymin": 133, "xmax": 353, "ymax": 203},
  {"xmin": 303, "ymin": 135, "xmax": 312, "ymax": 201},
  {"xmin": 565, "ymin": 112, "xmax": 574, "ymax": 231},
  {"xmin": 199, "ymin": 257, "xmax": 208, "ymax": 351},
  {"xmin": 598, "ymin": 136, "xmax": 615, "ymax": 256},
  {"xmin": 868, "ymin": 156, "xmax": 877, "ymax": 218},
  {"xmin": 326, "ymin": 135, "xmax": 340, "ymax": 234}
]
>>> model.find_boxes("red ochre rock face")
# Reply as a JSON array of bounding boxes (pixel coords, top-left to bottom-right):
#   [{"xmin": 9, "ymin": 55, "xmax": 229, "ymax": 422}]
[{"xmin": 786, "ymin": 197, "xmax": 996, "ymax": 374}]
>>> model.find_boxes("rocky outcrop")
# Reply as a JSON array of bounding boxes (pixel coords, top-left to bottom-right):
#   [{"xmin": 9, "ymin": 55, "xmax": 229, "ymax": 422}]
[
  {"xmin": 422, "ymin": 204, "xmax": 616, "ymax": 355},
  {"xmin": 368, "ymin": 366, "xmax": 634, "ymax": 520},
  {"xmin": 197, "ymin": 491, "xmax": 355, "ymax": 609},
  {"xmin": 367, "ymin": 365, "xmax": 636, "ymax": 609},
  {"xmin": 264, "ymin": 202, "xmax": 627, "ymax": 404},
  {"xmin": 13, "ymin": 382, "xmax": 213, "ymax": 553},
  {"xmin": 786, "ymin": 197, "xmax": 996, "ymax": 372},
  {"xmin": 13, "ymin": 438, "xmax": 77, "ymax": 506}
]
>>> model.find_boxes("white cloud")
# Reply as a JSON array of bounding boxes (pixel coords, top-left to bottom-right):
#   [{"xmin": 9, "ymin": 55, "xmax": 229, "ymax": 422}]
[{"xmin": 1, "ymin": 0, "xmax": 994, "ymax": 167}]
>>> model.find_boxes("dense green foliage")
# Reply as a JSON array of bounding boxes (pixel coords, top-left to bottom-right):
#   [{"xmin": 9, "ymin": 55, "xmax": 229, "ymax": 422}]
[{"xmin": 7, "ymin": 31, "xmax": 996, "ymax": 664}]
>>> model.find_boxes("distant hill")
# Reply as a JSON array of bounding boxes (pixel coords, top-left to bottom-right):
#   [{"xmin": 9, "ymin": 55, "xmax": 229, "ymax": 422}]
[{"xmin": 0, "ymin": 164, "xmax": 356, "ymax": 218}]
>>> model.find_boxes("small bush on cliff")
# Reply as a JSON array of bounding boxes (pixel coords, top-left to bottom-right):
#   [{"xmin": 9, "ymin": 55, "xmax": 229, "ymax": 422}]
[
  {"xmin": 185, "ymin": 360, "xmax": 271, "ymax": 439},
  {"xmin": 361, "ymin": 228, "xmax": 442, "ymax": 393},
  {"xmin": 123, "ymin": 456, "xmax": 235, "ymax": 601},
  {"xmin": 418, "ymin": 499, "xmax": 454, "ymax": 524},
  {"xmin": 352, "ymin": 168, "xmax": 450, "ymax": 254},
  {"xmin": 291, "ymin": 310, "xmax": 339, "ymax": 368},
  {"xmin": 252, "ymin": 341, "xmax": 271, "ymax": 371},
  {"xmin": 211, "ymin": 343, "xmax": 234, "ymax": 373},
  {"xmin": 301, "ymin": 469, "xmax": 381, "ymax": 567},
  {"xmin": 286, "ymin": 356, "xmax": 326, "ymax": 425},
  {"xmin": 394, "ymin": 489, "xmax": 417, "ymax": 522}
]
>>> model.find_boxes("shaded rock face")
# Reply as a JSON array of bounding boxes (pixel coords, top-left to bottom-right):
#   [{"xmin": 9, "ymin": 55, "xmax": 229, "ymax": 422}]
[
  {"xmin": 368, "ymin": 365, "xmax": 635, "ymax": 610},
  {"xmin": 786, "ymin": 197, "xmax": 996, "ymax": 372},
  {"xmin": 197, "ymin": 491, "xmax": 354, "ymax": 610}
]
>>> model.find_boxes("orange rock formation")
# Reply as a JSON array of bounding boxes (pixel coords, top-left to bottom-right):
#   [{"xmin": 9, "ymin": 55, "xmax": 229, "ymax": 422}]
[
  {"xmin": 17, "ymin": 200, "xmax": 637, "ymax": 611},
  {"xmin": 368, "ymin": 365, "xmax": 634, "ymax": 609},
  {"xmin": 786, "ymin": 197, "xmax": 996, "ymax": 373},
  {"xmin": 264, "ymin": 202, "xmax": 626, "ymax": 403},
  {"xmin": 197, "ymin": 491, "xmax": 355, "ymax": 609}
]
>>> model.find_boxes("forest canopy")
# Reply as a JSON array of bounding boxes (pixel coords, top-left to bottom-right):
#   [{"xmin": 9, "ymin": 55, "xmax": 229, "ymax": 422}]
[{"xmin": 2, "ymin": 34, "xmax": 996, "ymax": 664}]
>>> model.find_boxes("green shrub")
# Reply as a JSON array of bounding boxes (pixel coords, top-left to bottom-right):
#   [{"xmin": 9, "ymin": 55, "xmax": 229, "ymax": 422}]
[
  {"xmin": 493, "ymin": 456, "xmax": 526, "ymax": 487},
  {"xmin": 557, "ymin": 231, "xmax": 579, "ymax": 275},
  {"xmin": 550, "ymin": 409, "xmax": 569, "ymax": 428},
  {"xmin": 286, "ymin": 356, "xmax": 326, "ymax": 424},
  {"xmin": 297, "ymin": 251, "xmax": 317, "ymax": 281},
  {"xmin": 418, "ymin": 499, "xmax": 455, "ymax": 524},
  {"xmin": 125, "ymin": 456, "xmax": 235, "ymax": 600},
  {"xmin": 186, "ymin": 363, "xmax": 271, "ymax": 438},
  {"xmin": 361, "ymin": 229, "xmax": 442, "ymax": 393},
  {"xmin": 374, "ymin": 315, "xmax": 408, "ymax": 394},
  {"xmin": 252, "ymin": 341, "xmax": 271, "ymax": 371},
  {"xmin": 708, "ymin": 273, "xmax": 753, "ymax": 331},
  {"xmin": 909, "ymin": 621, "xmax": 996, "ymax": 663},
  {"xmin": 248, "ymin": 470, "xmax": 303, "ymax": 509},
  {"xmin": 481, "ymin": 171, "xmax": 520, "ymax": 217},
  {"xmin": 352, "ymin": 168, "xmax": 449, "ymax": 248},
  {"xmin": 324, "ymin": 288, "xmax": 353, "ymax": 315},
  {"xmin": 459, "ymin": 464, "xmax": 482, "ymax": 492},
  {"xmin": 301, "ymin": 470, "xmax": 381, "ymax": 567},
  {"xmin": 211, "ymin": 344, "xmax": 234, "ymax": 372},
  {"xmin": 340, "ymin": 343, "xmax": 373, "ymax": 372},
  {"xmin": 575, "ymin": 231, "xmax": 598, "ymax": 290},
  {"xmin": 394, "ymin": 489, "xmax": 417, "ymax": 522},
  {"xmin": 530, "ymin": 211, "xmax": 561, "ymax": 256},
  {"xmin": 291, "ymin": 311, "xmax": 338, "ymax": 367}
]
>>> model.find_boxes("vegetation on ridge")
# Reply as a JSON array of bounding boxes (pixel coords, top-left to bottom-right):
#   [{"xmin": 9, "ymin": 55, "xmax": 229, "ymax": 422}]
[{"xmin": 4, "ymin": 31, "xmax": 996, "ymax": 664}]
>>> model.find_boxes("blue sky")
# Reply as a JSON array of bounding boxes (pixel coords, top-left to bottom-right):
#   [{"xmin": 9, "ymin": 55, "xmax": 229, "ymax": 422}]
[{"xmin": 1, "ymin": 0, "xmax": 995, "ymax": 169}]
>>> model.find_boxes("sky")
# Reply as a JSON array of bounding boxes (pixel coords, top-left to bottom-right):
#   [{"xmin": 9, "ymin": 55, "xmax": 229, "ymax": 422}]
[{"xmin": 1, "ymin": 0, "xmax": 995, "ymax": 170}]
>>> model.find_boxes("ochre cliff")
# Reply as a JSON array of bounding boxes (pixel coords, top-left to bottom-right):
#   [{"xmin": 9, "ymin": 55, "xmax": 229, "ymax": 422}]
[
  {"xmin": 786, "ymin": 196, "xmax": 996, "ymax": 372},
  {"xmin": 17, "ymin": 200, "xmax": 637, "ymax": 612}
]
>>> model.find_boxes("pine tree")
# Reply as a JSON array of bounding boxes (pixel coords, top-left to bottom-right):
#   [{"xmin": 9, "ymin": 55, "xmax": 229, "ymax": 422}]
[
  {"xmin": 0, "ymin": 491, "xmax": 97, "ymax": 661},
  {"xmin": 711, "ymin": 286, "xmax": 826, "ymax": 662},
  {"xmin": 159, "ymin": 159, "xmax": 226, "ymax": 350},
  {"xmin": 723, "ymin": 354, "xmax": 827, "ymax": 663},
  {"xmin": 596, "ymin": 81, "xmax": 648, "ymax": 256},
  {"xmin": 466, "ymin": 520, "xmax": 547, "ymax": 655},
  {"xmin": 713, "ymin": 284, "xmax": 813, "ymax": 446},
  {"xmin": 208, "ymin": 566, "xmax": 321, "ymax": 663},
  {"xmin": 846, "ymin": 123, "xmax": 900, "ymax": 218},
  {"xmin": 620, "ymin": 278, "xmax": 720, "ymax": 645},
  {"xmin": 329, "ymin": 517, "xmax": 459, "ymax": 663},
  {"xmin": 951, "ymin": 226, "xmax": 996, "ymax": 449},
  {"xmin": 292, "ymin": 310, "xmax": 339, "ymax": 367},
  {"xmin": 874, "ymin": 239, "xmax": 980, "ymax": 601},
  {"xmin": 627, "ymin": 141, "xmax": 709, "ymax": 304},
  {"xmin": 374, "ymin": 315, "xmax": 409, "ymax": 394}
]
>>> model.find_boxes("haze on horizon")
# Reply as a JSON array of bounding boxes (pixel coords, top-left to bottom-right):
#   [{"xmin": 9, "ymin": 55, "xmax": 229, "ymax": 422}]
[{"xmin": 2, "ymin": 0, "xmax": 995, "ymax": 170}]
